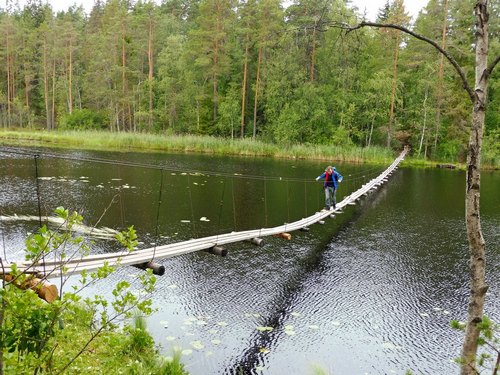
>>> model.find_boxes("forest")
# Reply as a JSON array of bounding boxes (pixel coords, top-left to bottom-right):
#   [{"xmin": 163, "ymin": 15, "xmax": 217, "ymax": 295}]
[{"xmin": 0, "ymin": 0, "xmax": 498, "ymax": 163}]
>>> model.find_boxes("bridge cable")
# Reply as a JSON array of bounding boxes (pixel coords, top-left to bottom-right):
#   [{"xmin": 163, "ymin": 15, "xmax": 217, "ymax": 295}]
[
  {"xmin": 33, "ymin": 154, "xmax": 46, "ymax": 276},
  {"xmin": 287, "ymin": 180, "xmax": 290, "ymax": 223},
  {"xmin": 231, "ymin": 178, "xmax": 237, "ymax": 231},
  {"xmin": 215, "ymin": 177, "xmax": 226, "ymax": 245},
  {"xmin": 304, "ymin": 181, "xmax": 308, "ymax": 217},
  {"xmin": 152, "ymin": 168, "xmax": 165, "ymax": 262},
  {"xmin": 187, "ymin": 174, "xmax": 196, "ymax": 233},
  {"xmin": 262, "ymin": 177, "xmax": 268, "ymax": 237},
  {"xmin": 33, "ymin": 155, "xmax": 43, "ymax": 229},
  {"xmin": 2, "ymin": 147, "xmax": 391, "ymax": 186}
]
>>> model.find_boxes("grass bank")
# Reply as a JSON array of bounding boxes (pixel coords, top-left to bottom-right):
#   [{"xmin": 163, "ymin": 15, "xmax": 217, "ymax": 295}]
[
  {"xmin": 0, "ymin": 129, "xmax": 398, "ymax": 164},
  {"xmin": 0, "ymin": 129, "xmax": 490, "ymax": 169}
]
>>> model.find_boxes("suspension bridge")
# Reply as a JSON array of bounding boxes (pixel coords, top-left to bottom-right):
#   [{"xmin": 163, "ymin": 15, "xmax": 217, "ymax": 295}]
[{"xmin": 1, "ymin": 145, "xmax": 408, "ymax": 277}]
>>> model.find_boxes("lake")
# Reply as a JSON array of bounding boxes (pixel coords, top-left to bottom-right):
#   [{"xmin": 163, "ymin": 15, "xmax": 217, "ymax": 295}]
[{"xmin": 1, "ymin": 146, "xmax": 499, "ymax": 374}]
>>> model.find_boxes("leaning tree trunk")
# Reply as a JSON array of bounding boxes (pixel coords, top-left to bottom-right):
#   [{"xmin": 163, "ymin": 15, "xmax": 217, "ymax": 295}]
[{"xmin": 460, "ymin": 1, "xmax": 489, "ymax": 373}]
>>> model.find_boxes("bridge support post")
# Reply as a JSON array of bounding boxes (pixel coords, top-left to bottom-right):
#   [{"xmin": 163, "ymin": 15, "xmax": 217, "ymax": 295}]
[
  {"xmin": 134, "ymin": 261, "xmax": 166, "ymax": 276},
  {"xmin": 273, "ymin": 233, "xmax": 292, "ymax": 240},
  {"xmin": 204, "ymin": 246, "xmax": 227, "ymax": 257},
  {"xmin": 246, "ymin": 237, "xmax": 264, "ymax": 247},
  {"xmin": 2, "ymin": 275, "xmax": 58, "ymax": 303}
]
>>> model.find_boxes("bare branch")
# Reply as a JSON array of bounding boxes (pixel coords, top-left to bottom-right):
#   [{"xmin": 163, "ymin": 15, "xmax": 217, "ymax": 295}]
[
  {"xmin": 488, "ymin": 54, "xmax": 500, "ymax": 75},
  {"xmin": 341, "ymin": 21, "xmax": 476, "ymax": 103}
]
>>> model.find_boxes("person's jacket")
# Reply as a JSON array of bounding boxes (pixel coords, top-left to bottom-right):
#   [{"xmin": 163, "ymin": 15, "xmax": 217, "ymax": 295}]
[{"xmin": 316, "ymin": 168, "xmax": 343, "ymax": 189}]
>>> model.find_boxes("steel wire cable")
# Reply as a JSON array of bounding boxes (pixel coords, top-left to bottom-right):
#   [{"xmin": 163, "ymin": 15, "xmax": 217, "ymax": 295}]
[{"xmin": 0, "ymin": 147, "xmax": 392, "ymax": 185}]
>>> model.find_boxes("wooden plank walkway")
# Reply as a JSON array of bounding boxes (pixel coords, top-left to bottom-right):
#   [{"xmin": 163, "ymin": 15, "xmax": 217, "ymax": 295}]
[{"xmin": 3, "ymin": 147, "xmax": 408, "ymax": 279}]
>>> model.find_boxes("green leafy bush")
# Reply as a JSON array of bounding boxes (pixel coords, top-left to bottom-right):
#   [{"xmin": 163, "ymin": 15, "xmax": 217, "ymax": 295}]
[{"xmin": 59, "ymin": 109, "xmax": 107, "ymax": 130}]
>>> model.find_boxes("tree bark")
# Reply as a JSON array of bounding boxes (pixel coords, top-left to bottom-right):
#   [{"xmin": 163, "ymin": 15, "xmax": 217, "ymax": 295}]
[
  {"xmin": 148, "ymin": 14, "xmax": 154, "ymax": 131},
  {"xmin": 68, "ymin": 36, "xmax": 73, "ymax": 114},
  {"xmin": 434, "ymin": 0, "xmax": 449, "ymax": 155},
  {"xmin": 240, "ymin": 41, "xmax": 249, "ymax": 138},
  {"xmin": 43, "ymin": 39, "xmax": 51, "ymax": 130},
  {"xmin": 388, "ymin": 29, "xmax": 400, "ymax": 148},
  {"xmin": 418, "ymin": 88, "xmax": 428, "ymax": 157},
  {"xmin": 310, "ymin": 26, "xmax": 317, "ymax": 82},
  {"xmin": 252, "ymin": 46, "xmax": 262, "ymax": 140},
  {"xmin": 460, "ymin": 1, "xmax": 489, "ymax": 373}
]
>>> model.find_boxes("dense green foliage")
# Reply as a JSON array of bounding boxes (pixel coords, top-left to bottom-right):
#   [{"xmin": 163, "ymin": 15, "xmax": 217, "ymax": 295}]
[
  {"xmin": 0, "ymin": 0, "xmax": 498, "ymax": 163},
  {"xmin": 0, "ymin": 207, "xmax": 187, "ymax": 374}
]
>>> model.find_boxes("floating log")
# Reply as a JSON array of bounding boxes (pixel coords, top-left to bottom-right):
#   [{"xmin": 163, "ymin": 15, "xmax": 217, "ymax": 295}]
[
  {"xmin": 204, "ymin": 246, "xmax": 228, "ymax": 257},
  {"xmin": 436, "ymin": 163, "xmax": 456, "ymax": 169},
  {"xmin": 273, "ymin": 232, "xmax": 292, "ymax": 240},
  {"xmin": 318, "ymin": 220, "xmax": 325, "ymax": 225},
  {"xmin": 2, "ymin": 275, "xmax": 58, "ymax": 303},
  {"xmin": 133, "ymin": 261, "xmax": 166, "ymax": 276},
  {"xmin": 246, "ymin": 237, "xmax": 264, "ymax": 247}
]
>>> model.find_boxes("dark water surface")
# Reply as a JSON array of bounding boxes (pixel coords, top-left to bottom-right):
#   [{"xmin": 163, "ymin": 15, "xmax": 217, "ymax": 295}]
[{"xmin": 1, "ymin": 147, "xmax": 499, "ymax": 375}]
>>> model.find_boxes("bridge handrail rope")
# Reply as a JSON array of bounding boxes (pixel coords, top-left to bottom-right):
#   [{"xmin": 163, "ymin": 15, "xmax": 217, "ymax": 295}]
[
  {"xmin": 0, "ymin": 147, "xmax": 390, "ymax": 185},
  {"xmin": 1, "ymin": 147, "xmax": 408, "ymax": 279}
]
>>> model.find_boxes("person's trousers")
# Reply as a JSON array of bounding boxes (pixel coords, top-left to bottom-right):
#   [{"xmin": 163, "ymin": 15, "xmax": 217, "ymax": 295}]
[{"xmin": 324, "ymin": 186, "xmax": 336, "ymax": 209}]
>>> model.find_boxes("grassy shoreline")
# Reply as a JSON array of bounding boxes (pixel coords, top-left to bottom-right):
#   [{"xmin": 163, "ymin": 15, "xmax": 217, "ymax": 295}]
[{"xmin": 0, "ymin": 129, "xmax": 479, "ymax": 169}]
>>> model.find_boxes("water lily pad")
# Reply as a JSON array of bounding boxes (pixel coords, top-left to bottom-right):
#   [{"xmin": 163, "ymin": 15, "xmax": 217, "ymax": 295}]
[
  {"xmin": 211, "ymin": 339, "xmax": 221, "ymax": 345},
  {"xmin": 256, "ymin": 326, "xmax": 273, "ymax": 332},
  {"xmin": 331, "ymin": 321, "xmax": 341, "ymax": 326},
  {"xmin": 197, "ymin": 320, "xmax": 208, "ymax": 325},
  {"xmin": 168, "ymin": 284, "xmax": 178, "ymax": 289},
  {"xmin": 181, "ymin": 349, "xmax": 192, "ymax": 356},
  {"xmin": 284, "ymin": 330, "xmax": 296, "ymax": 336},
  {"xmin": 217, "ymin": 322, "xmax": 228, "ymax": 327},
  {"xmin": 208, "ymin": 329, "xmax": 218, "ymax": 334},
  {"xmin": 259, "ymin": 348, "xmax": 270, "ymax": 354},
  {"xmin": 382, "ymin": 342, "xmax": 402, "ymax": 350},
  {"xmin": 165, "ymin": 336, "xmax": 176, "ymax": 341},
  {"xmin": 190, "ymin": 341, "xmax": 204, "ymax": 350},
  {"xmin": 290, "ymin": 312, "xmax": 301, "ymax": 317}
]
